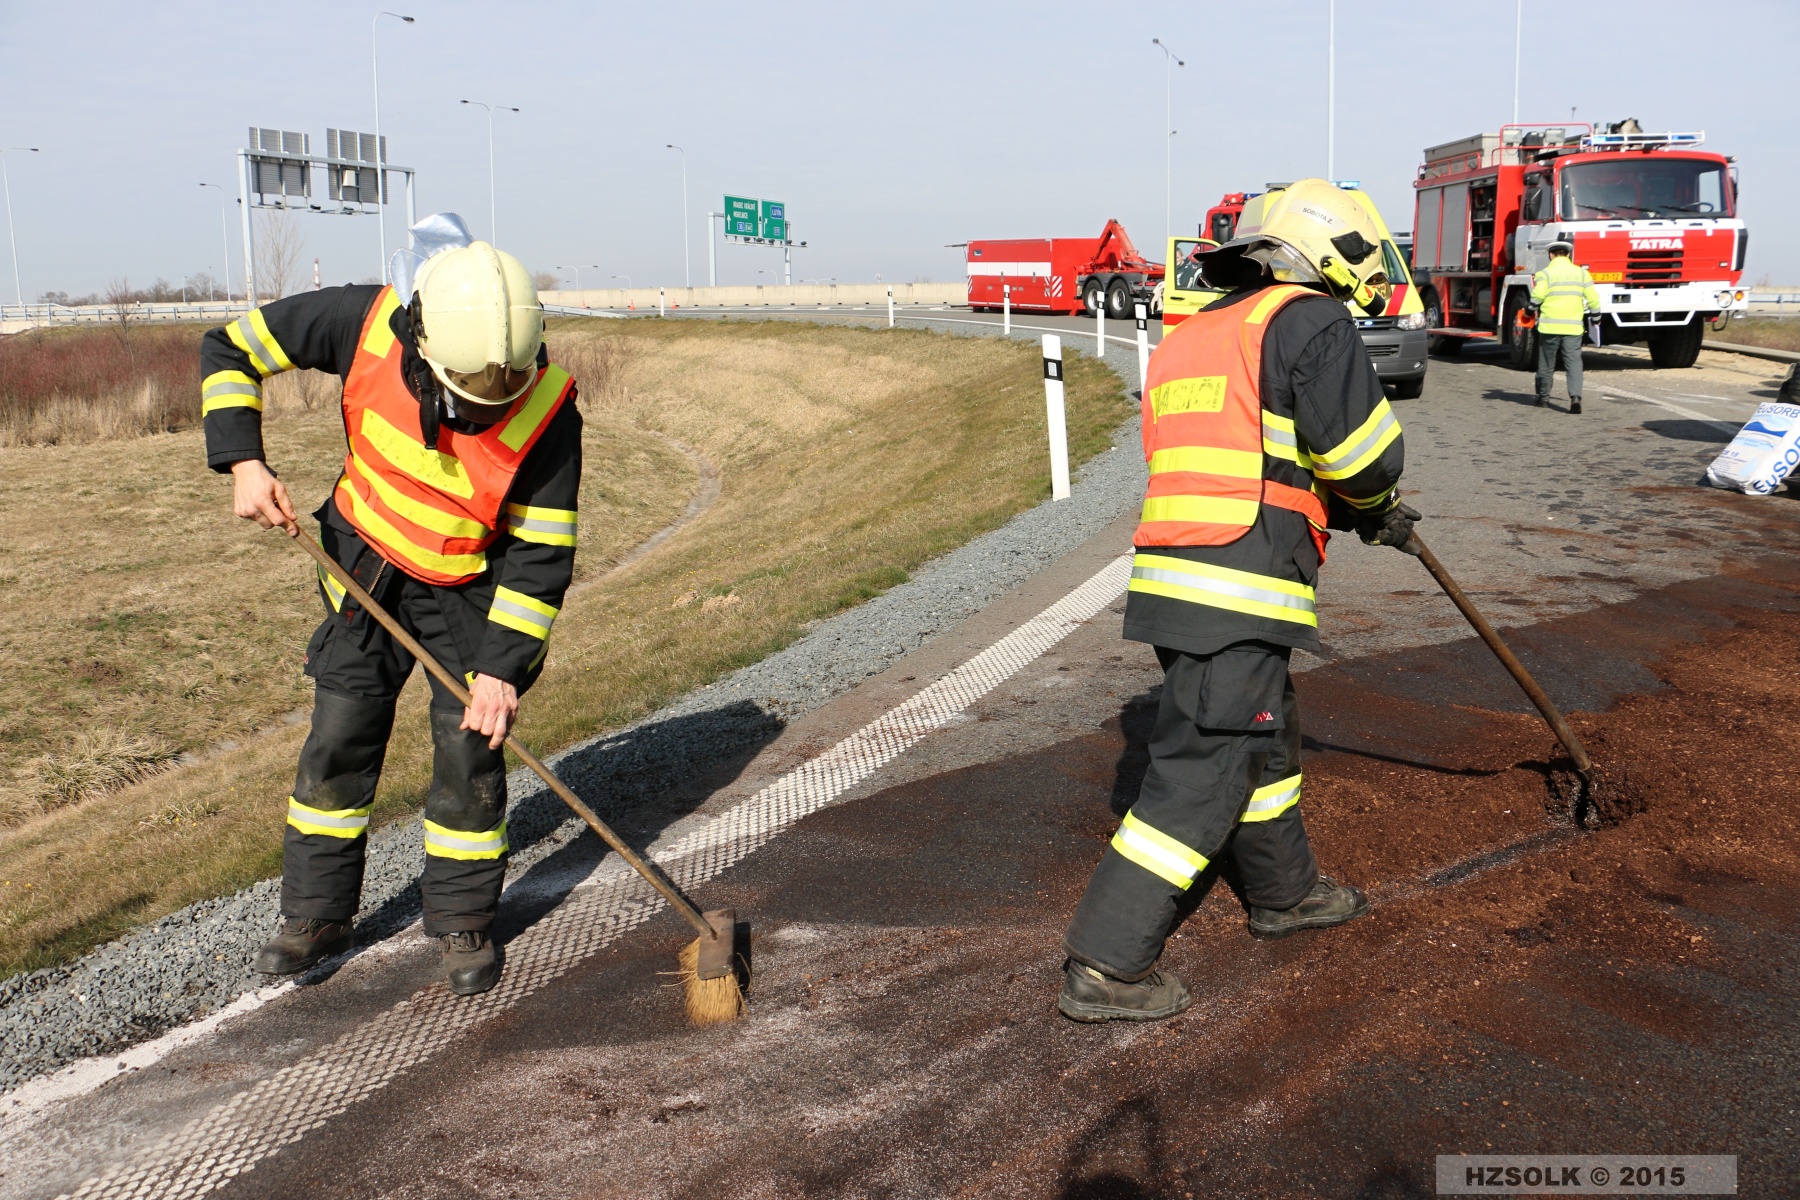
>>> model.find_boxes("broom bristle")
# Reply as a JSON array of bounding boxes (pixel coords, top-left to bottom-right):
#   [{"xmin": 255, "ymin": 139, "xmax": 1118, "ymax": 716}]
[{"xmin": 678, "ymin": 937, "xmax": 745, "ymax": 1026}]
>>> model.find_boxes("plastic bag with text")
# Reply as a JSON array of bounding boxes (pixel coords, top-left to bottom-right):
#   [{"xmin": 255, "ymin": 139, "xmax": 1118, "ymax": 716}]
[{"xmin": 1704, "ymin": 402, "xmax": 1800, "ymax": 495}]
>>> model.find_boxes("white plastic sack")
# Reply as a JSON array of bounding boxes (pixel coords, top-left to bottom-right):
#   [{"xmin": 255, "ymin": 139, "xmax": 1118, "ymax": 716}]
[
  {"xmin": 386, "ymin": 212, "xmax": 474, "ymax": 305},
  {"xmin": 1704, "ymin": 402, "xmax": 1800, "ymax": 494}
]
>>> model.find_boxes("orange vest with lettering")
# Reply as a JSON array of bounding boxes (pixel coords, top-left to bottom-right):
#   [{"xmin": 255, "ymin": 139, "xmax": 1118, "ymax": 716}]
[
  {"xmin": 333, "ymin": 287, "xmax": 575, "ymax": 586},
  {"xmin": 1134, "ymin": 284, "xmax": 1329, "ymax": 559}
]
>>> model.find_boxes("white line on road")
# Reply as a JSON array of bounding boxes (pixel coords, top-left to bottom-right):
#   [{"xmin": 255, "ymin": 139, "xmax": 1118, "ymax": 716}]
[
  {"xmin": 1601, "ymin": 385, "xmax": 1740, "ymax": 434},
  {"xmin": 53, "ymin": 556, "xmax": 1134, "ymax": 1199}
]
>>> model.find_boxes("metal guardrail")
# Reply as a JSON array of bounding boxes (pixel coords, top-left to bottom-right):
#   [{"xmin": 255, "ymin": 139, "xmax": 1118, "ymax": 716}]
[
  {"xmin": 0, "ymin": 301, "xmax": 249, "ymax": 326},
  {"xmin": 1746, "ymin": 290, "xmax": 1800, "ymax": 315}
]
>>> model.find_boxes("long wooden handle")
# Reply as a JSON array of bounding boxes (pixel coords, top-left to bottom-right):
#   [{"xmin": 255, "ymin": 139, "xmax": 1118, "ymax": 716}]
[
  {"xmin": 1404, "ymin": 533, "xmax": 1593, "ymax": 775},
  {"xmin": 292, "ymin": 528, "xmax": 718, "ymax": 941}
]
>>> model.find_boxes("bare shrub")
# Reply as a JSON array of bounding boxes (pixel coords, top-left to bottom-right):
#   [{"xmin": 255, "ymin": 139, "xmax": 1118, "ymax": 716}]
[
  {"xmin": 531, "ymin": 269, "xmax": 559, "ymax": 296},
  {"xmin": 19, "ymin": 729, "xmax": 182, "ymax": 818},
  {"xmin": 0, "ymin": 325, "xmax": 203, "ymax": 445},
  {"xmin": 255, "ymin": 210, "xmax": 305, "ymax": 300},
  {"xmin": 553, "ymin": 335, "xmax": 638, "ymax": 408},
  {"xmin": 266, "ymin": 367, "xmax": 338, "ymax": 410}
]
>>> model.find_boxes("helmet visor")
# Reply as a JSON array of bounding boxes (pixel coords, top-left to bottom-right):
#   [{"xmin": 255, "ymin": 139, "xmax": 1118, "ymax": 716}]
[{"xmin": 438, "ymin": 361, "xmax": 537, "ymax": 406}]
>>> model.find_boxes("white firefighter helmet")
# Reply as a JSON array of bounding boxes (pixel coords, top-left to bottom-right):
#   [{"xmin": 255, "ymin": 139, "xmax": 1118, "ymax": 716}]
[
  {"xmin": 1197, "ymin": 178, "xmax": 1392, "ymax": 315},
  {"xmin": 411, "ymin": 241, "xmax": 544, "ymax": 419}
]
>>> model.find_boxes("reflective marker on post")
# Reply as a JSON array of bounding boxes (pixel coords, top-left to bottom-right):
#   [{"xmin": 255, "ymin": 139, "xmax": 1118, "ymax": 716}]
[
  {"xmin": 659, "ymin": 286, "xmax": 666, "ymax": 317},
  {"xmin": 1042, "ymin": 334, "xmax": 1071, "ymax": 501},
  {"xmin": 1134, "ymin": 301, "xmax": 1150, "ymax": 395},
  {"xmin": 887, "ymin": 285, "xmax": 894, "ymax": 328},
  {"xmin": 1003, "ymin": 281, "xmax": 1011, "ymax": 336},
  {"xmin": 1096, "ymin": 290, "xmax": 1105, "ymax": 357}
]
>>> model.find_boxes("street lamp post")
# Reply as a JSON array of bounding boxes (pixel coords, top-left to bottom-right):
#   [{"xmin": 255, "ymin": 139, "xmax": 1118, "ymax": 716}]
[
  {"xmin": 1, "ymin": 146, "xmax": 39, "ymax": 307},
  {"xmin": 664, "ymin": 145, "xmax": 690, "ymax": 288},
  {"xmin": 1326, "ymin": 0, "xmax": 1336, "ymax": 179},
  {"xmin": 1152, "ymin": 39, "xmax": 1184, "ymax": 247},
  {"xmin": 555, "ymin": 263, "xmax": 600, "ymax": 291},
  {"xmin": 372, "ymin": 11, "xmax": 416, "ymax": 281},
  {"xmin": 611, "ymin": 274, "xmax": 632, "ymax": 287},
  {"xmin": 461, "ymin": 100, "xmax": 521, "ymax": 244},
  {"xmin": 1512, "ymin": 0, "xmax": 1523, "ymax": 124},
  {"xmin": 706, "ymin": 210, "xmax": 721, "ymax": 287},
  {"xmin": 198, "ymin": 182, "xmax": 234, "ymax": 301}
]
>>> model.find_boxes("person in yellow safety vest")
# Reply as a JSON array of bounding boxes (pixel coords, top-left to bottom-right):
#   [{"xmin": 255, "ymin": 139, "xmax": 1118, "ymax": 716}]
[
  {"xmin": 1528, "ymin": 239, "xmax": 1602, "ymax": 414},
  {"xmin": 200, "ymin": 214, "xmax": 583, "ymax": 997},
  {"xmin": 1059, "ymin": 180, "xmax": 1416, "ymax": 1023}
]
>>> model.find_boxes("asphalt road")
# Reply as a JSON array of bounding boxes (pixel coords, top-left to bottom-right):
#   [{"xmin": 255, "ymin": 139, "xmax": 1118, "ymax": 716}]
[{"xmin": 8, "ymin": 334, "xmax": 1798, "ymax": 1199}]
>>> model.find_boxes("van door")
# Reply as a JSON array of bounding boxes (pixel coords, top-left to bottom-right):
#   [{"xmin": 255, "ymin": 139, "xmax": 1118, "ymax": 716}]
[{"xmin": 1160, "ymin": 237, "xmax": 1224, "ymax": 334}]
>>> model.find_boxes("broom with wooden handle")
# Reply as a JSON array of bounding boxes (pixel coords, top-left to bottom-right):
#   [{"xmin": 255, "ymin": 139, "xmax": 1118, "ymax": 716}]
[{"xmin": 292, "ymin": 527, "xmax": 745, "ymax": 1025}]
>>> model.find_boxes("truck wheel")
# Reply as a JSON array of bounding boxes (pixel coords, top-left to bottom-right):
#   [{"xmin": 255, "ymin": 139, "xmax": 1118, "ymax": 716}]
[
  {"xmin": 1648, "ymin": 322, "xmax": 1703, "ymax": 368},
  {"xmin": 1422, "ymin": 288, "xmax": 1460, "ymax": 356},
  {"xmin": 1503, "ymin": 291, "xmax": 1535, "ymax": 372},
  {"xmin": 1082, "ymin": 279, "xmax": 1106, "ymax": 317},
  {"xmin": 1391, "ymin": 376, "xmax": 1426, "ymax": 400},
  {"xmin": 1105, "ymin": 278, "xmax": 1133, "ymax": 321}
]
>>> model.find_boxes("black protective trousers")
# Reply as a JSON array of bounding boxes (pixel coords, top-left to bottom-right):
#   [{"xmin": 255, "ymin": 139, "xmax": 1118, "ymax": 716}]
[
  {"xmin": 1064, "ymin": 642, "xmax": 1318, "ymax": 981},
  {"xmin": 281, "ymin": 518, "xmax": 529, "ymax": 935}
]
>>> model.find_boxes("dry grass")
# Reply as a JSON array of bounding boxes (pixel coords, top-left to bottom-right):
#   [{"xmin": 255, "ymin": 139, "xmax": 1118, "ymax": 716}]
[
  {"xmin": 1707, "ymin": 317, "xmax": 1800, "ymax": 354},
  {"xmin": 0, "ymin": 319, "xmax": 1128, "ymax": 975}
]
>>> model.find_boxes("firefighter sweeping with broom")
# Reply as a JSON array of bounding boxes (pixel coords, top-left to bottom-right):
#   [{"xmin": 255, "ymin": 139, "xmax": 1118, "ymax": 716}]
[
  {"xmin": 1059, "ymin": 180, "xmax": 1416, "ymax": 1022},
  {"xmin": 202, "ymin": 215, "xmax": 580, "ymax": 997}
]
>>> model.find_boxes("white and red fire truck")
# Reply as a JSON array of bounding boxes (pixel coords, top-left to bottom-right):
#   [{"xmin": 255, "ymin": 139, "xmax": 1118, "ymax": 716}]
[
  {"xmin": 965, "ymin": 219, "xmax": 1163, "ymax": 320},
  {"xmin": 1410, "ymin": 121, "xmax": 1749, "ymax": 368}
]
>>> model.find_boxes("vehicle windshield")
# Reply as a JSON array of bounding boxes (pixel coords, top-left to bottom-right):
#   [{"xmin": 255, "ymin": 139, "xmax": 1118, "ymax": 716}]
[
  {"xmin": 1381, "ymin": 240, "xmax": 1412, "ymax": 285},
  {"xmin": 1560, "ymin": 157, "xmax": 1731, "ymax": 220},
  {"xmin": 1171, "ymin": 239, "xmax": 1205, "ymax": 289}
]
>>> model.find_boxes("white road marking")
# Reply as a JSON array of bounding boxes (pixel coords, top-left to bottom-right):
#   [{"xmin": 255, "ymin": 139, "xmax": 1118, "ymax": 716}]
[
  {"xmin": 53, "ymin": 556, "xmax": 1133, "ymax": 1199},
  {"xmin": 1601, "ymin": 385, "xmax": 1740, "ymax": 433}
]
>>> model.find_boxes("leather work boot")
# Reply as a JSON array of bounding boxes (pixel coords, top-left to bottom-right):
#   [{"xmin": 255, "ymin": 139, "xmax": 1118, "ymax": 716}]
[
  {"xmin": 251, "ymin": 917, "xmax": 352, "ymax": 975},
  {"xmin": 1569, "ymin": 396, "xmax": 1583, "ymax": 414},
  {"xmin": 1248, "ymin": 876, "xmax": 1371, "ymax": 940},
  {"xmin": 442, "ymin": 931, "xmax": 500, "ymax": 996},
  {"xmin": 1057, "ymin": 960, "xmax": 1192, "ymax": 1023},
  {"xmin": 1534, "ymin": 395, "xmax": 1548, "ymax": 408}
]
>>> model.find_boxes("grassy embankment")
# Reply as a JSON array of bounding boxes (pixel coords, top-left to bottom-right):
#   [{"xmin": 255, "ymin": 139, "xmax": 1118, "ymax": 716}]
[
  {"xmin": 0, "ymin": 318, "xmax": 1129, "ymax": 976},
  {"xmin": 1705, "ymin": 317, "xmax": 1800, "ymax": 354}
]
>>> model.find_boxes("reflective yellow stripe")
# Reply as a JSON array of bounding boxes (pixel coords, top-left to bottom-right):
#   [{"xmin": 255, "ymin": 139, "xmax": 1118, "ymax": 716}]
[
  {"xmin": 1242, "ymin": 774, "xmax": 1302, "ymax": 823},
  {"xmin": 423, "ymin": 818, "xmax": 508, "ymax": 860},
  {"xmin": 1312, "ymin": 398, "xmax": 1401, "ymax": 481},
  {"xmin": 317, "ymin": 564, "xmax": 347, "ymax": 612},
  {"xmin": 1146, "ymin": 445, "xmax": 1263, "ymax": 479},
  {"xmin": 226, "ymin": 309, "xmax": 294, "ymax": 377},
  {"xmin": 1342, "ymin": 484, "xmax": 1396, "ymax": 511},
  {"xmin": 1149, "ymin": 376, "xmax": 1227, "ymax": 418},
  {"xmin": 503, "ymin": 502, "xmax": 578, "ymax": 547},
  {"xmin": 201, "ymin": 369, "xmax": 264, "ymax": 415},
  {"xmin": 348, "ymin": 452, "xmax": 490, "ymax": 540},
  {"xmin": 488, "ymin": 585, "xmax": 558, "ymax": 640},
  {"xmin": 1246, "ymin": 284, "xmax": 1309, "ymax": 325},
  {"xmin": 357, "ymin": 409, "xmax": 476, "ymax": 498},
  {"xmin": 336, "ymin": 480, "xmax": 488, "ymax": 578},
  {"xmin": 1139, "ymin": 494, "xmax": 1262, "ymax": 527},
  {"xmin": 361, "ymin": 289, "xmax": 403, "ymax": 358},
  {"xmin": 498, "ymin": 365, "xmax": 570, "ymax": 452},
  {"xmin": 1128, "ymin": 552, "xmax": 1318, "ymax": 627},
  {"xmin": 287, "ymin": 796, "xmax": 371, "ymax": 838},
  {"xmin": 1260, "ymin": 412, "xmax": 1313, "ymax": 468},
  {"xmin": 1111, "ymin": 811, "xmax": 1209, "ymax": 889}
]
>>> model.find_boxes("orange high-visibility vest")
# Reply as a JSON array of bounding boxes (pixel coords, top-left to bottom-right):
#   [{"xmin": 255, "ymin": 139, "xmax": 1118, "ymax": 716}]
[
  {"xmin": 332, "ymin": 287, "xmax": 575, "ymax": 586},
  {"xmin": 1134, "ymin": 284, "xmax": 1329, "ymax": 559}
]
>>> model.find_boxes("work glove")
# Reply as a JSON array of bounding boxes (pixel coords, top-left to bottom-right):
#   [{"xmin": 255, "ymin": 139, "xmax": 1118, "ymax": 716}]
[{"xmin": 1354, "ymin": 499, "xmax": 1422, "ymax": 555}]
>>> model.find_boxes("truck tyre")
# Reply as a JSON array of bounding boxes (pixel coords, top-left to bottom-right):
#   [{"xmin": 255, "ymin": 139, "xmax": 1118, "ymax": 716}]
[
  {"xmin": 1422, "ymin": 288, "xmax": 1460, "ymax": 356},
  {"xmin": 1105, "ymin": 278, "xmax": 1133, "ymax": 321},
  {"xmin": 1503, "ymin": 291, "xmax": 1535, "ymax": 372},
  {"xmin": 1082, "ymin": 279, "xmax": 1106, "ymax": 317},
  {"xmin": 1391, "ymin": 376, "xmax": 1426, "ymax": 400},
  {"xmin": 1648, "ymin": 322, "xmax": 1703, "ymax": 369}
]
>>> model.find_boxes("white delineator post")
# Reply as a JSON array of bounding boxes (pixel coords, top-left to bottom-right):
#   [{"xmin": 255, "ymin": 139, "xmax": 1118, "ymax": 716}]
[
  {"xmin": 1095, "ymin": 292, "xmax": 1106, "ymax": 357},
  {"xmin": 1042, "ymin": 335, "xmax": 1071, "ymax": 501},
  {"xmin": 659, "ymin": 286, "xmax": 666, "ymax": 317},
  {"xmin": 887, "ymin": 285, "xmax": 895, "ymax": 328},
  {"xmin": 1135, "ymin": 301, "xmax": 1151, "ymax": 395},
  {"xmin": 1003, "ymin": 280, "xmax": 1011, "ymax": 336}
]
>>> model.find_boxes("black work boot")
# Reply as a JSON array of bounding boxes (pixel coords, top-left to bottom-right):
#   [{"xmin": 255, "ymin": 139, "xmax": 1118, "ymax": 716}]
[
  {"xmin": 1534, "ymin": 394, "xmax": 1548, "ymax": 408},
  {"xmin": 441, "ymin": 931, "xmax": 500, "ymax": 996},
  {"xmin": 252, "ymin": 917, "xmax": 352, "ymax": 975},
  {"xmin": 1569, "ymin": 396, "xmax": 1582, "ymax": 414},
  {"xmin": 1248, "ymin": 876, "xmax": 1371, "ymax": 940},
  {"xmin": 1057, "ymin": 960, "xmax": 1192, "ymax": 1023}
]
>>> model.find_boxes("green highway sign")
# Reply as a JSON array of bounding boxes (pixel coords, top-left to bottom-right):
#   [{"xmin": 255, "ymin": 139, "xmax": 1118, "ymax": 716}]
[
  {"xmin": 725, "ymin": 195, "xmax": 759, "ymax": 238},
  {"xmin": 724, "ymin": 194, "xmax": 789, "ymax": 243},
  {"xmin": 759, "ymin": 199, "xmax": 786, "ymax": 242}
]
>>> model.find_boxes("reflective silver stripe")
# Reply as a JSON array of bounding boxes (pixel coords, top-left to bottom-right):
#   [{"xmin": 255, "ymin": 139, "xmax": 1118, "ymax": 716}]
[
  {"xmin": 203, "ymin": 381, "xmax": 262, "ymax": 401},
  {"xmin": 1130, "ymin": 565, "xmax": 1316, "ymax": 615},
  {"xmin": 506, "ymin": 513, "xmax": 576, "ymax": 538},
  {"xmin": 1314, "ymin": 409, "xmax": 1398, "ymax": 475},
  {"xmin": 423, "ymin": 826, "xmax": 508, "ymax": 853},
  {"xmin": 232, "ymin": 316, "xmax": 280, "ymax": 374},
  {"xmin": 1261, "ymin": 422, "xmax": 1297, "ymax": 449},
  {"xmin": 287, "ymin": 800, "xmax": 369, "ymax": 831},
  {"xmin": 491, "ymin": 594, "xmax": 554, "ymax": 635},
  {"xmin": 1246, "ymin": 779, "xmax": 1301, "ymax": 814}
]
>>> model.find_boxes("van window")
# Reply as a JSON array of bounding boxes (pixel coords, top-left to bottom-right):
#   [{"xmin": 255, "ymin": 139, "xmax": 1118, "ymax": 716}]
[
  {"xmin": 1380, "ymin": 240, "xmax": 1411, "ymax": 286},
  {"xmin": 1524, "ymin": 174, "xmax": 1551, "ymax": 221},
  {"xmin": 1170, "ymin": 239, "xmax": 1205, "ymax": 290}
]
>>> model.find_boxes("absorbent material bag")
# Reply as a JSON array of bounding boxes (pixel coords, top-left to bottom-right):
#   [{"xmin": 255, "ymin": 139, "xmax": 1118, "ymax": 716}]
[{"xmin": 1705, "ymin": 402, "xmax": 1800, "ymax": 494}]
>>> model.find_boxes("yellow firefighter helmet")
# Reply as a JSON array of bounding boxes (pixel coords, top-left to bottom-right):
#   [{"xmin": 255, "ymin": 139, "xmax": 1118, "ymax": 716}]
[
  {"xmin": 1197, "ymin": 178, "xmax": 1392, "ymax": 315},
  {"xmin": 411, "ymin": 241, "xmax": 544, "ymax": 419}
]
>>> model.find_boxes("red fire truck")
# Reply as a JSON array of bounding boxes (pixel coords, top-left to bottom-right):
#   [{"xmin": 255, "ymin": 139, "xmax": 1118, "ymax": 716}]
[
  {"xmin": 966, "ymin": 219, "xmax": 1163, "ymax": 320},
  {"xmin": 1410, "ymin": 122, "xmax": 1749, "ymax": 368}
]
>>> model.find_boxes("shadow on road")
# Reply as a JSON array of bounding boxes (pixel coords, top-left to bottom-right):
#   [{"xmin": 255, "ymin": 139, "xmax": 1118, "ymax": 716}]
[{"xmin": 1643, "ymin": 418, "xmax": 1734, "ymax": 444}]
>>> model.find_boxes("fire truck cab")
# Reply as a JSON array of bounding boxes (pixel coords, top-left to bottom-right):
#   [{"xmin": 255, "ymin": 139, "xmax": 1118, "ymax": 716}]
[{"xmin": 1411, "ymin": 123, "xmax": 1748, "ymax": 369}]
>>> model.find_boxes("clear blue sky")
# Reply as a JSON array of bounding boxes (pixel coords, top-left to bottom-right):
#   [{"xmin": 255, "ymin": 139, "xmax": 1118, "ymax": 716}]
[{"xmin": 3, "ymin": 0, "xmax": 1795, "ymax": 298}]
